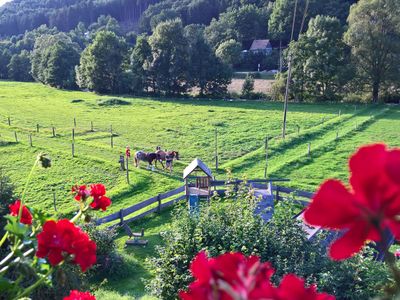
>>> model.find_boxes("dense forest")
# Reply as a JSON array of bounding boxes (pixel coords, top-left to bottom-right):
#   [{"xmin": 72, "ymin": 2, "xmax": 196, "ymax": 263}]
[
  {"xmin": 0, "ymin": 0, "xmax": 160, "ymax": 36},
  {"xmin": 0, "ymin": 0, "xmax": 399, "ymax": 102}
]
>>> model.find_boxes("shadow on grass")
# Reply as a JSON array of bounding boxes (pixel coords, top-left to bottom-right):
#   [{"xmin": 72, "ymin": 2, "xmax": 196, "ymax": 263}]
[
  {"xmin": 227, "ymin": 107, "xmax": 373, "ymax": 174},
  {"xmin": 268, "ymin": 111, "xmax": 384, "ymax": 180}
]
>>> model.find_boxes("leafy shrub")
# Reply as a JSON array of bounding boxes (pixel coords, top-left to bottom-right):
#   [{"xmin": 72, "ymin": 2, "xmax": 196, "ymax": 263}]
[
  {"xmin": 97, "ymin": 98, "xmax": 131, "ymax": 106},
  {"xmin": 147, "ymin": 186, "xmax": 389, "ymax": 299},
  {"xmin": 241, "ymin": 74, "xmax": 255, "ymax": 98},
  {"xmin": 0, "ymin": 169, "xmax": 15, "ymax": 255},
  {"xmin": 82, "ymin": 223, "xmax": 124, "ymax": 279}
]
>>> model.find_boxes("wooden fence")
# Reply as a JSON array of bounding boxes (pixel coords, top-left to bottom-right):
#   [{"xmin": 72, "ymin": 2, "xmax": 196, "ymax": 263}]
[
  {"xmin": 95, "ymin": 185, "xmax": 185, "ymax": 228},
  {"xmin": 95, "ymin": 178, "xmax": 317, "ymax": 229}
]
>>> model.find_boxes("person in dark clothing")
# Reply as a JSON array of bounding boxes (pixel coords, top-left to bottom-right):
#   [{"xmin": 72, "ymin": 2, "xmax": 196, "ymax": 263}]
[
  {"xmin": 165, "ymin": 150, "xmax": 174, "ymax": 173},
  {"xmin": 119, "ymin": 154, "xmax": 125, "ymax": 171}
]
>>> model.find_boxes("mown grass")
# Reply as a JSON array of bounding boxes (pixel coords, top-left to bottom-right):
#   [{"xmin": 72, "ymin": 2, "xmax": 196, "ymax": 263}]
[{"xmin": 1, "ymin": 81, "xmax": 400, "ymax": 299}]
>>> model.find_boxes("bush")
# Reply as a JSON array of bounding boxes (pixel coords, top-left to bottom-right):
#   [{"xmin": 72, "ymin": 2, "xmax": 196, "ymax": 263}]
[
  {"xmin": 0, "ymin": 169, "xmax": 15, "ymax": 255},
  {"xmin": 97, "ymin": 98, "xmax": 131, "ymax": 106},
  {"xmin": 82, "ymin": 223, "xmax": 124, "ymax": 279},
  {"xmin": 241, "ymin": 75, "xmax": 255, "ymax": 98},
  {"xmin": 147, "ymin": 185, "xmax": 389, "ymax": 299}
]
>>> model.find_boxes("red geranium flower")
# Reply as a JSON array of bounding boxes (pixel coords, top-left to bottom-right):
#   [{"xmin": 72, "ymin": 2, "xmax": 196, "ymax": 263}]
[
  {"xmin": 304, "ymin": 144, "xmax": 400, "ymax": 260},
  {"xmin": 180, "ymin": 252, "xmax": 334, "ymax": 300},
  {"xmin": 9, "ymin": 200, "xmax": 33, "ymax": 225},
  {"xmin": 36, "ymin": 219, "xmax": 96, "ymax": 272},
  {"xmin": 180, "ymin": 251, "xmax": 275, "ymax": 300},
  {"xmin": 89, "ymin": 184, "xmax": 111, "ymax": 211},
  {"xmin": 72, "ymin": 185, "xmax": 90, "ymax": 201},
  {"xmin": 274, "ymin": 274, "xmax": 335, "ymax": 300},
  {"xmin": 63, "ymin": 290, "xmax": 96, "ymax": 300}
]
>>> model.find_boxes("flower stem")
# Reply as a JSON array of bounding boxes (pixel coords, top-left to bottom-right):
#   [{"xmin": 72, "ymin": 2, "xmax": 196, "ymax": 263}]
[
  {"xmin": 70, "ymin": 210, "xmax": 83, "ymax": 224},
  {"xmin": 14, "ymin": 267, "xmax": 54, "ymax": 300},
  {"xmin": 0, "ymin": 232, "xmax": 8, "ymax": 248},
  {"xmin": 17, "ymin": 155, "xmax": 40, "ymax": 221}
]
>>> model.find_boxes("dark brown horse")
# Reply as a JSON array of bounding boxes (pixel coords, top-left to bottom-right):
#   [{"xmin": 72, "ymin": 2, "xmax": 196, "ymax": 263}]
[
  {"xmin": 155, "ymin": 150, "xmax": 180, "ymax": 169},
  {"xmin": 134, "ymin": 151, "xmax": 158, "ymax": 170}
]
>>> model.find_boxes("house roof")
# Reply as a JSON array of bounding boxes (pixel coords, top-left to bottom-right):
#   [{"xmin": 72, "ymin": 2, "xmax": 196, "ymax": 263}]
[
  {"xmin": 183, "ymin": 158, "xmax": 213, "ymax": 179},
  {"xmin": 249, "ymin": 39, "xmax": 271, "ymax": 51}
]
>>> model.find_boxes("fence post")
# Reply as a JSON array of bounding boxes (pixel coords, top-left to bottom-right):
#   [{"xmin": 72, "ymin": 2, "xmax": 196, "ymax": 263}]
[
  {"xmin": 72, "ymin": 143, "xmax": 75, "ymax": 157},
  {"xmin": 14, "ymin": 132, "xmax": 18, "ymax": 143},
  {"xmin": 91, "ymin": 121, "xmax": 94, "ymax": 132},
  {"xmin": 296, "ymin": 125, "xmax": 300, "ymax": 135},
  {"xmin": 53, "ymin": 191, "xmax": 57, "ymax": 212},
  {"xmin": 308, "ymin": 143, "xmax": 311, "ymax": 156},
  {"xmin": 74, "ymin": 117, "xmax": 77, "ymax": 128},
  {"xmin": 336, "ymin": 131, "xmax": 339, "ymax": 141},
  {"xmin": 276, "ymin": 187, "xmax": 279, "ymax": 201},
  {"xmin": 52, "ymin": 127, "xmax": 56, "ymax": 137},
  {"xmin": 215, "ymin": 127, "xmax": 218, "ymax": 171},
  {"xmin": 7, "ymin": 117, "xmax": 10, "ymax": 126},
  {"xmin": 264, "ymin": 136, "xmax": 268, "ymax": 179},
  {"xmin": 110, "ymin": 125, "xmax": 114, "ymax": 148},
  {"xmin": 119, "ymin": 209, "xmax": 124, "ymax": 224},
  {"xmin": 29, "ymin": 134, "xmax": 32, "ymax": 147},
  {"xmin": 338, "ymin": 110, "xmax": 341, "ymax": 117},
  {"xmin": 126, "ymin": 157, "xmax": 130, "ymax": 184},
  {"xmin": 36, "ymin": 124, "xmax": 39, "ymax": 133},
  {"xmin": 157, "ymin": 194, "xmax": 161, "ymax": 213},
  {"xmin": 72, "ymin": 128, "xmax": 75, "ymax": 142}
]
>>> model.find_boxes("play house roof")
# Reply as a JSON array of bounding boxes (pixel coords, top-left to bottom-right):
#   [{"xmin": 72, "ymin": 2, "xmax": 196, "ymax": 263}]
[{"xmin": 183, "ymin": 158, "xmax": 213, "ymax": 179}]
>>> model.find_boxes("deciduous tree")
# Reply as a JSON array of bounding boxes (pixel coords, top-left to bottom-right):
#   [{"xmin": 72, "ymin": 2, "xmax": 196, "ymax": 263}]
[
  {"xmin": 76, "ymin": 31, "xmax": 128, "ymax": 93},
  {"xmin": 344, "ymin": 0, "xmax": 400, "ymax": 102}
]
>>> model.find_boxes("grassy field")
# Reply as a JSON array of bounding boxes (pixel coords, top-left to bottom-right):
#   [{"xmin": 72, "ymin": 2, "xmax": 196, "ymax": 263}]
[{"xmin": 0, "ymin": 81, "xmax": 399, "ymax": 299}]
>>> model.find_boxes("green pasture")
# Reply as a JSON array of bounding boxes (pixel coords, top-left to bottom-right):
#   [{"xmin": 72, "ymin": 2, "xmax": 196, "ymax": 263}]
[{"xmin": 1, "ymin": 81, "xmax": 400, "ymax": 299}]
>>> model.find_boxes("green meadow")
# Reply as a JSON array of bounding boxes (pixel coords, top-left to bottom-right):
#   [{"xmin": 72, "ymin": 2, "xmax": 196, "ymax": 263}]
[{"xmin": 1, "ymin": 81, "xmax": 400, "ymax": 298}]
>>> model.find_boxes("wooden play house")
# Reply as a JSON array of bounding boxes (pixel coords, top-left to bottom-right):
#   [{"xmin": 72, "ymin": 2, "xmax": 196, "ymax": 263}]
[{"xmin": 183, "ymin": 158, "xmax": 213, "ymax": 200}]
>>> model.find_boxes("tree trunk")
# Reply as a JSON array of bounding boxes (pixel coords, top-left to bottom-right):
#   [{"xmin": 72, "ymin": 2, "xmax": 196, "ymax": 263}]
[{"xmin": 372, "ymin": 81, "xmax": 380, "ymax": 103}]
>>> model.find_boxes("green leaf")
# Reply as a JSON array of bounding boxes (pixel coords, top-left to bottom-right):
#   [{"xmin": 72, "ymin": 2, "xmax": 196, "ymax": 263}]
[{"xmin": 4, "ymin": 216, "xmax": 28, "ymax": 238}]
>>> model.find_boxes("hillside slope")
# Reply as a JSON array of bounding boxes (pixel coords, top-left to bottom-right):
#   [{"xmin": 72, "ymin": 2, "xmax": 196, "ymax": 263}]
[{"xmin": 0, "ymin": 0, "xmax": 160, "ymax": 36}]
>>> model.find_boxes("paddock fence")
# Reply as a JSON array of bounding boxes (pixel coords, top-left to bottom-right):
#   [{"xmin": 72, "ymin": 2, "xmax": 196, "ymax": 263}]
[{"xmin": 95, "ymin": 178, "xmax": 314, "ymax": 229}]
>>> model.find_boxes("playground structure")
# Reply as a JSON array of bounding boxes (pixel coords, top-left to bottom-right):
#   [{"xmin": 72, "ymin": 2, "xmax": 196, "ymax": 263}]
[{"xmin": 183, "ymin": 158, "xmax": 213, "ymax": 201}]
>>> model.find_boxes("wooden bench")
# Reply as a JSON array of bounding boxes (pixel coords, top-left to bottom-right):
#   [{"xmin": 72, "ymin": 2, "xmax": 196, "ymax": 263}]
[{"xmin": 121, "ymin": 222, "xmax": 148, "ymax": 246}]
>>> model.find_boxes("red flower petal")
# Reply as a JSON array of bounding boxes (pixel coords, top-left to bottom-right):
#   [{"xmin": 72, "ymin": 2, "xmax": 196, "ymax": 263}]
[
  {"xmin": 63, "ymin": 290, "xmax": 96, "ymax": 300},
  {"xmin": 349, "ymin": 144, "xmax": 387, "ymax": 202},
  {"xmin": 9, "ymin": 200, "xmax": 33, "ymax": 225},
  {"xmin": 190, "ymin": 251, "xmax": 212, "ymax": 284},
  {"xmin": 304, "ymin": 180, "xmax": 359, "ymax": 229},
  {"xmin": 36, "ymin": 219, "xmax": 96, "ymax": 271},
  {"xmin": 386, "ymin": 149, "xmax": 400, "ymax": 186},
  {"xmin": 329, "ymin": 221, "xmax": 370, "ymax": 260}
]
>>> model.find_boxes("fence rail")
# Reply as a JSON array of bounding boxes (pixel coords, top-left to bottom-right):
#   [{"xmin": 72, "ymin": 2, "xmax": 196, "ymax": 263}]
[
  {"xmin": 95, "ymin": 185, "xmax": 185, "ymax": 227},
  {"xmin": 96, "ymin": 179, "xmax": 314, "ymax": 229}
]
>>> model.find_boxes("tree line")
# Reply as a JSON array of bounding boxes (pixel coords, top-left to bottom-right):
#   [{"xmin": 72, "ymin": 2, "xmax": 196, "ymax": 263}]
[
  {"xmin": 271, "ymin": 0, "xmax": 400, "ymax": 103},
  {"xmin": 0, "ymin": 0, "xmax": 399, "ymax": 102},
  {"xmin": 0, "ymin": 0, "xmax": 160, "ymax": 36}
]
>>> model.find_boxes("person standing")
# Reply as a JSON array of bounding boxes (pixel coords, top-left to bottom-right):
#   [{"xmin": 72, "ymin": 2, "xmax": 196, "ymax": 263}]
[
  {"xmin": 165, "ymin": 151, "xmax": 173, "ymax": 174},
  {"xmin": 126, "ymin": 146, "xmax": 131, "ymax": 159},
  {"xmin": 119, "ymin": 154, "xmax": 125, "ymax": 171}
]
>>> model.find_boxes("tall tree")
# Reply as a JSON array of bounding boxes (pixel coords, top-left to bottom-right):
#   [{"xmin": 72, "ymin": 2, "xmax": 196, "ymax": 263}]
[
  {"xmin": 289, "ymin": 15, "xmax": 353, "ymax": 101},
  {"xmin": 268, "ymin": 0, "xmax": 355, "ymax": 43},
  {"xmin": 8, "ymin": 50, "xmax": 33, "ymax": 82},
  {"xmin": 205, "ymin": 4, "xmax": 269, "ymax": 49},
  {"xmin": 130, "ymin": 34, "xmax": 153, "ymax": 94},
  {"xmin": 0, "ymin": 48, "xmax": 11, "ymax": 79},
  {"xmin": 185, "ymin": 24, "xmax": 232, "ymax": 96},
  {"xmin": 31, "ymin": 33, "xmax": 80, "ymax": 89},
  {"xmin": 149, "ymin": 19, "xmax": 190, "ymax": 95},
  {"xmin": 345, "ymin": 0, "xmax": 400, "ymax": 102},
  {"xmin": 215, "ymin": 39, "xmax": 242, "ymax": 66},
  {"xmin": 76, "ymin": 31, "xmax": 128, "ymax": 93}
]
